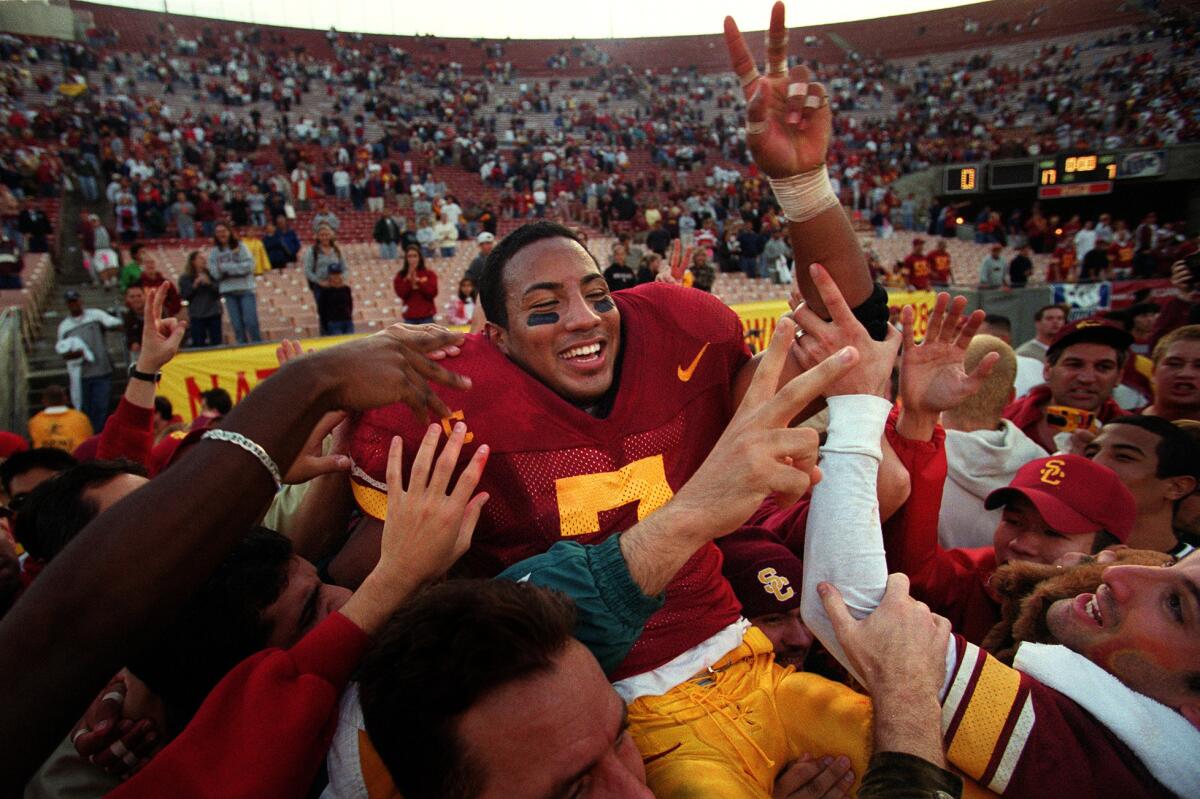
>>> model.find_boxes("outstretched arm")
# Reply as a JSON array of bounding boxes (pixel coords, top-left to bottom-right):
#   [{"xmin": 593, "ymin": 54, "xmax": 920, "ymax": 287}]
[{"xmin": 0, "ymin": 325, "xmax": 470, "ymax": 789}]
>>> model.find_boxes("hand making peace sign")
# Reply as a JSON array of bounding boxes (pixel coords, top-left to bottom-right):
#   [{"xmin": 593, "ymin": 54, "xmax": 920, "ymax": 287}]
[{"xmin": 724, "ymin": 2, "xmax": 832, "ymax": 178}]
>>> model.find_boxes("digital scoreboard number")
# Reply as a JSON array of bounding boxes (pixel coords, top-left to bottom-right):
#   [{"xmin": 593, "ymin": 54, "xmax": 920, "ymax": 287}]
[
  {"xmin": 1036, "ymin": 152, "xmax": 1116, "ymax": 199},
  {"xmin": 943, "ymin": 164, "xmax": 981, "ymax": 194}
]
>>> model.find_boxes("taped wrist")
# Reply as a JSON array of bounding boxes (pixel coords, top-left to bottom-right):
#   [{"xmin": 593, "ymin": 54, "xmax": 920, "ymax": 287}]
[
  {"xmin": 768, "ymin": 166, "xmax": 840, "ymax": 223},
  {"xmin": 852, "ymin": 283, "xmax": 891, "ymax": 341}
]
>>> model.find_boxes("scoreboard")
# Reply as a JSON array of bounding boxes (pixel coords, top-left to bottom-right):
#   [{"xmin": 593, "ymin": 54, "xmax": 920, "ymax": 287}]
[
  {"xmin": 941, "ymin": 149, "xmax": 1167, "ymax": 199},
  {"xmin": 1035, "ymin": 153, "xmax": 1117, "ymax": 199}
]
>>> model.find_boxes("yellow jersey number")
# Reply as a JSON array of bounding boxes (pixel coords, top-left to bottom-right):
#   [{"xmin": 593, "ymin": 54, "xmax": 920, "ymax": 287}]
[{"xmin": 555, "ymin": 455, "xmax": 675, "ymax": 536}]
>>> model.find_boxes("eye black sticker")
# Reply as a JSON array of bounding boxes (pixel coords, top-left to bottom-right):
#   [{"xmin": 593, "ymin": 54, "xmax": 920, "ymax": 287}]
[
  {"xmin": 594, "ymin": 298, "xmax": 615, "ymax": 313},
  {"xmin": 527, "ymin": 312, "xmax": 560, "ymax": 327}
]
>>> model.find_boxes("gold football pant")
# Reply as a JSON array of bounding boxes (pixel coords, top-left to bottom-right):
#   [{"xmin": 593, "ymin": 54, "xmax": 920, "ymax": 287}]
[
  {"xmin": 627, "ymin": 627, "xmax": 873, "ymax": 798},
  {"xmin": 628, "ymin": 627, "xmax": 993, "ymax": 799}
]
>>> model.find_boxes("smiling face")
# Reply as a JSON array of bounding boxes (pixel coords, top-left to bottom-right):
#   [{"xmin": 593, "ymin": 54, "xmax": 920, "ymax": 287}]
[
  {"xmin": 459, "ymin": 640, "xmax": 651, "ymax": 799},
  {"xmin": 1045, "ymin": 343, "xmax": 1122, "ymax": 411},
  {"xmin": 487, "ymin": 237, "xmax": 621, "ymax": 408},
  {"xmin": 1154, "ymin": 339, "xmax": 1200, "ymax": 414},
  {"xmin": 1046, "ymin": 551, "xmax": 1200, "ymax": 728},
  {"xmin": 992, "ymin": 495, "xmax": 1096, "ymax": 566}
]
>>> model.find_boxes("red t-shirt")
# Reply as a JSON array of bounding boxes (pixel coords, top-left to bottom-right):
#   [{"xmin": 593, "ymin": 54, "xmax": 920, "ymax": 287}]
[{"xmin": 348, "ymin": 283, "xmax": 749, "ymax": 679}]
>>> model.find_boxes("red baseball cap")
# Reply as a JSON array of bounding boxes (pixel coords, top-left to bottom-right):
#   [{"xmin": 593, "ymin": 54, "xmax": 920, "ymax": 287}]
[
  {"xmin": 984, "ymin": 454, "xmax": 1135, "ymax": 542},
  {"xmin": 1047, "ymin": 317, "xmax": 1133, "ymax": 361},
  {"xmin": 719, "ymin": 529, "xmax": 804, "ymax": 618}
]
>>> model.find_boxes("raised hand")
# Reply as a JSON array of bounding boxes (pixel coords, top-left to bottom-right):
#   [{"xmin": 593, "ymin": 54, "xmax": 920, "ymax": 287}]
[
  {"xmin": 337, "ymin": 425, "xmax": 489, "ymax": 635},
  {"xmin": 790, "ymin": 263, "xmax": 901, "ymax": 398},
  {"xmin": 668, "ymin": 314, "xmax": 859, "ymax": 536},
  {"xmin": 898, "ymin": 293, "xmax": 998, "ymax": 419},
  {"xmin": 724, "ymin": 1, "xmax": 831, "ymax": 177},
  {"xmin": 379, "ymin": 424, "xmax": 489, "ymax": 586},
  {"xmin": 667, "ymin": 239, "xmax": 693, "ymax": 281},
  {"xmin": 137, "ymin": 282, "xmax": 187, "ymax": 374}
]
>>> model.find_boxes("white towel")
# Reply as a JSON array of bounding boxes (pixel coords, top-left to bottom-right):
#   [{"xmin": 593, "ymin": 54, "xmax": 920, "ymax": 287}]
[{"xmin": 1015, "ymin": 642, "xmax": 1200, "ymax": 798}]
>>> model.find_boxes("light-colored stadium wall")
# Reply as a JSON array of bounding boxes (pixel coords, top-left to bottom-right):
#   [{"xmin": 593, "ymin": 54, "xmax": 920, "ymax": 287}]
[{"xmin": 0, "ymin": 0, "xmax": 77, "ymax": 41}]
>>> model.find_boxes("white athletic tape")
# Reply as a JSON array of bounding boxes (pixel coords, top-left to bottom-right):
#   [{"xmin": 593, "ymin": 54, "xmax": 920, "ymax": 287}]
[{"xmin": 769, "ymin": 166, "xmax": 841, "ymax": 224}]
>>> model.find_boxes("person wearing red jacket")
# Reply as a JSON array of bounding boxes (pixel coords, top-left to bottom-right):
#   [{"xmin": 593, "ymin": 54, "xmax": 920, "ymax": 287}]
[
  {"xmin": 1002, "ymin": 318, "xmax": 1131, "ymax": 451},
  {"xmin": 392, "ymin": 245, "xmax": 439, "ymax": 324}
]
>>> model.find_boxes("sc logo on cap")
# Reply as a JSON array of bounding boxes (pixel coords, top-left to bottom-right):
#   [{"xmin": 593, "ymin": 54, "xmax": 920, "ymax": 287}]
[
  {"xmin": 1040, "ymin": 458, "xmax": 1067, "ymax": 486},
  {"xmin": 757, "ymin": 567, "xmax": 795, "ymax": 602}
]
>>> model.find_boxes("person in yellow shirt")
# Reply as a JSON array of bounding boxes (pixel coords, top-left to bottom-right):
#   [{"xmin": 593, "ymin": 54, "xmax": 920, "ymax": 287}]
[{"xmin": 27, "ymin": 386, "xmax": 94, "ymax": 453}]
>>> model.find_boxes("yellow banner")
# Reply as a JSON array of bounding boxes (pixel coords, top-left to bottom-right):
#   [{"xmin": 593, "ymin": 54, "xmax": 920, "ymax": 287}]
[
  {"xmin": 160, "ymin": 290, "xmax": 938, "ymax": 420},
  {"xmin": 160, "ymin": 335, "xmax": 357, "ymax": 422},
  {"xmin": 729, "ymin": 290, "xmax": 937, "ymax": 352}
]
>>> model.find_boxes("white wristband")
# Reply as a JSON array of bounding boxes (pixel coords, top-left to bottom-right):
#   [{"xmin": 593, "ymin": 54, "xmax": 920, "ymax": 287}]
[
  {"xmin": 201, "ymin": 430, "xmax": 283, "ymax": 489},
  {"xmin": 768, "ymin": 166, "xmax": 841, "ymax": 224}
]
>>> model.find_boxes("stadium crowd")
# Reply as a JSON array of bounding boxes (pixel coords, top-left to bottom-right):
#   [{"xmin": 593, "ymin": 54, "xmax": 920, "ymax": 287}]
[{"xmin": 2, "ymin": 2, "xmax": 1200, "ymax": 799}]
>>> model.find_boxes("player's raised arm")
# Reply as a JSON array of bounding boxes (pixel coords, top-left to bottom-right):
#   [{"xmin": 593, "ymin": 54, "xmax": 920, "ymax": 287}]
[{"xmin": 723, "ymin": 2, "xmax": 874, "ymax": 318}]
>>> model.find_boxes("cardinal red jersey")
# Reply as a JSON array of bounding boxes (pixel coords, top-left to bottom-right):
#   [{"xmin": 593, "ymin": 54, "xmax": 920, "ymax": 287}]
[
  {"xmin": 929, "ymin": 250, "xmax": 952, "ymax": 284},
  {"xmin": 347, "ymin": 283, "xmax": 750, "ymax": 680},
  {"xmin": 1108, "ymin": 240, "xmax": 1134, "ymax": 272},
  {"xmin": 903, "ymin": 254, "xmax": 932, "ymax": 289}
]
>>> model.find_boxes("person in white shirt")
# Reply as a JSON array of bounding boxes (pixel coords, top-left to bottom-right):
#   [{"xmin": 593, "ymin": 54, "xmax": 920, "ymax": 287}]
[
  {"xmin": 333, "ymin": 168, "xmax": 351, "ymax": 200},
  {"xmin": 433, "ymin": 214, "xmax": 458, "ymax": 259},
  {"xmin": 1074, "ymin": 220, "xmax": 1098, "ymax": 264},
  {"xmin": 938, "ymin": 334, "xmax": 1048, "ymax": 548},
  {"xmin": 56, "ymin": 290, "xmax": 122, "ymax": 431}
]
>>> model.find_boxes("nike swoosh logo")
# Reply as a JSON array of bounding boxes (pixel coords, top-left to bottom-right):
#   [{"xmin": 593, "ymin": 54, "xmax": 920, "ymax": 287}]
[{"xmin": 677, "ymin": 342, "xmax": 710, "ymax": 382}]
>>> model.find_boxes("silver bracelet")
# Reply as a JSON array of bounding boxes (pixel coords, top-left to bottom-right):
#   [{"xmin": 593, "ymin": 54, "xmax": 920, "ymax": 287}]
[{"xmin": 201, "ymin": 430, "xmax": 282, "ymax": 489}]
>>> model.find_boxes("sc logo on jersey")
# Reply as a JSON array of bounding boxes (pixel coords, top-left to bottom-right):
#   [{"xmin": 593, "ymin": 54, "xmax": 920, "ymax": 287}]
[
  {"xmin": 1039, "ymin": 458, "xmax": 1066, "ymax": 486},
  {"xmin": 757, "ymin": 567, "xmax": 794, "ymax": 602}
]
